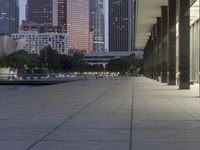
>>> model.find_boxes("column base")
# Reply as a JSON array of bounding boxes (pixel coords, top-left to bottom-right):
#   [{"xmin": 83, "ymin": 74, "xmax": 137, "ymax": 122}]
[{"xmin": 179, "ymin": 83, "xmax": 190, "ymax": 90}]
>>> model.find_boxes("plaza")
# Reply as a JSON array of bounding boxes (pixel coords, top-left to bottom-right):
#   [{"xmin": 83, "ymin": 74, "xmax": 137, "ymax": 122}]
[{"xmin": 1, "ymin": 77, "xmax": 200, "ymax": 149}]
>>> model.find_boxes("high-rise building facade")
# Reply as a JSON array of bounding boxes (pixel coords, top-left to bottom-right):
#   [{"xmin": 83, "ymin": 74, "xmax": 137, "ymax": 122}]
[
  {"xmin": 58, "ymin": 0, "xmax": 67, "ymax": 32},
  {"xmin": 90, "ymin": 0, "xmax": 105, "ymax": 52},
  {"xmin": 26, "ymin": 0, "xmax": 54, "ymax": 26},
  {"xmin": 12, "ymin": 31, "xmax": 68, "ymax": 54},
  {"xmin": 109, "ymin": 0, "xmax": 135, "ymax": 52},
  {"xmin": 0, "ymin": 0, "xmax": 19, "ymax": 35},
  {"xmin": 26, "ymin": 0, "xmax": 66, "ymax": 30},
  {"xmin": 67, "ymin": 0, "xmax": 90, "ymax": 53}
]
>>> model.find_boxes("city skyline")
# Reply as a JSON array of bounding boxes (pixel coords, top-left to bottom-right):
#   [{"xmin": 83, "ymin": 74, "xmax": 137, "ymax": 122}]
[{"xmin": 19, "ymin": 0, "xmax": 109, "ymax": 50}]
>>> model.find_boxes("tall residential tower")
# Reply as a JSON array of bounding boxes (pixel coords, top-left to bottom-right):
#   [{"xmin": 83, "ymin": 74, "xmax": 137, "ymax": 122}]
[
  {"xmin": 109, "ymin": 0, "xmax": 135, "ymax": 52},
  {"xmin": 0, "ymin": 0, "xmax": 19, "ymax": 35}
]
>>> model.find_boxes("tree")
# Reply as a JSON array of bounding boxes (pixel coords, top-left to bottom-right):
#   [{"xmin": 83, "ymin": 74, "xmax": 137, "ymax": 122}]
[
  {"xmin": 128, "ymin": 54, "xmax": 144, "ymax": 75},
  {"xmin": 107, "ymin": 57, "xmax": 132, "ymax": 75},
  {"xmin": 0, "ymin": 58, "xmax": 7, "ymax": 67},
  {"xmin": 59, "ymin": 55, "xmax": 73, "ymax": 72},
  {"xmin": 73, "ymin": 52, "xmax": 84, "ymax": 61},
  {"xmin": 39, "ymin": 46, "xmax": 60, "ymax": 72},
  {"xmin": 4, "ymin": 50, "xmax": 31, "ymax": 69},
  {"xmin": 27, "ymin": 54, "xmax": 40, "ymax": 69}
]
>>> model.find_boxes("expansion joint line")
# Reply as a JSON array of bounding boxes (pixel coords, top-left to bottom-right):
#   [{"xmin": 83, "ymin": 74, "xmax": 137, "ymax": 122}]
[
  {"xmin": 129, "ymin": 77, "xmax": 134, "ymax": 150},
  {"xmin": 26, "ymin": 80, "xmax": 123, "ymax": 150}
]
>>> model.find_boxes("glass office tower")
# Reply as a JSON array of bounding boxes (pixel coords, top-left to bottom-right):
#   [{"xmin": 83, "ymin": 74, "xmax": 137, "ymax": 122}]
[
  {"xmin": 0, "ymin": 0, "xmax": 19, "ymax": 35},
  {"xmin": 27, "ymin": 0, "xmax": 53, "ymax": 26},
  {"xmin": 90, "ymin": 0, "xmax": 105, "ymax": 52},
  {"xmin": 109, "ymin": 0, "xmax": 135, "ymax": 52}
]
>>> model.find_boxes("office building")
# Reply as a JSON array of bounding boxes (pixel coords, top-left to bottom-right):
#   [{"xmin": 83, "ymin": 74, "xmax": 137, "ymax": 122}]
[
  {"xmin": 58, "ymin": 0, "xmax": 67, "ymax": 32},
  {"xmin": 90, "ymin": 0, "xmax": 105, "ymax": 52},
  {"xmin": 12, "ymin": 31, "xmax": 68, "ymax": 54},
  {"xmin": 0, "ymin": 0, "xmax": 19, "ymax": 35},
  {"xmin": 109, "ymin": 0, "xmax": 135, "ymax": 52},
  {"xmin": 26, "ymin": 0, "xmax": 66, "ymax": 30},
  {"xmin": 26, "ymin": 0, "xmax": 54, "ymax": 26},
  {"xmin": 67, "ymin": 0, "xmax": 91, "ymax": 54},
  {"xmin": 20, "ymin": 20, "xmax": 64, "ymax": 33}
]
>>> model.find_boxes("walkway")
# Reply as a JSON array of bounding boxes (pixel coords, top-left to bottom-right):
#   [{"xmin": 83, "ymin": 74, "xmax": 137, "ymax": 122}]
[
  {"xmin": 0, "ymin": 77, "xmax": 200, "ymax": 149},
  {"xmin": 132, "ymin": 77, "xmax": 200, "ymax": 150}
]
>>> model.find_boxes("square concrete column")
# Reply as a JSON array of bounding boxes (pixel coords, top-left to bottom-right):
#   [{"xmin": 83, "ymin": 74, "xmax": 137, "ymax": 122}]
[
  {"xmin": 144, "ymin": 39, "xmax": 149, "ymax": 77},
  {"xmin": 147, "ymin": 39, "xmax": 153, "ymax": 79},
  {"xmin": 178, "ymin": 0, "xmax": 190, "ymax": 89},
  {"xmin": 167, "ymin": 0, "xmax": 176, "ymax": 85},
  {"xmin": 149, "ymin": 38, "xmax": 154, "ymax": 79},
  {"xmin": 144, "ymin": 46, "xmax": 147, "ymax": 76},
  {"xmin": 151, "ymin": 29, "xmax": 155, "ymax": 80},
  {"xmin": 152, "ymin": 25, "xmax": 158, "ymax": 80},
  {"xmin": 161, "ymin": 6, "xmax": 168, "ymax": 83},
  {"xmin": 147, "ymin": 36, "xmax": 153, "ymax": 79},
  {"xmin": 150, "ymin": 37, "xmax": 154, "ymax": 79},
  {"xmin": 145, "ymin": 39, "xmax": 152, "ymax": 78},
  {"xmin": 144, "ymin": 43, "xmax": 148, "ymax": 77},
  {"xmin": 157, "ymin": 17, "xmax": 162, "ymax": 82}
]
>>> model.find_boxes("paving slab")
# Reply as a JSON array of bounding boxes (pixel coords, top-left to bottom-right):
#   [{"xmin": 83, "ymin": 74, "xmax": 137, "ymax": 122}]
[
  {"xmin": 0, "ymin": 78, "xmax": 132, "ymax": 150},
  {"xmin": 132, "ymin": 77, "xmax": 200, "ymax": 150},
  {"xmin": 31, "ymin": 141, "xmax": 129, "ymax": 150},
  {"xmin": 1, "ymin": 77, "xmax": 200, "ymax": 150}
]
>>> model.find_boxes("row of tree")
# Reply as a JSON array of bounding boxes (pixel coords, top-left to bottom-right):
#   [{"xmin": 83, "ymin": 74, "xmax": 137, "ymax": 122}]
[
  {"xmin": 0, "ymin": 46, "xmax": 143, "ymax": 75},
  {"xmin": 107, "ymin": 54, "xmax": 143, "ymax": 75}
]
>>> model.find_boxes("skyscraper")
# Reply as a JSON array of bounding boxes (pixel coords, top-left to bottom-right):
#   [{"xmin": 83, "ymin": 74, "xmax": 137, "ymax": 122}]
[
  {"xmin": 109, "ymin": 0, "xmax": 135, "ymax": 52},
  {"xmin": 26, "ymin": 0, "xmax": 54, "ymax": 26},
  {"xmin": 0, "ymin": 0, "xmax": 19, "ymax": 35},
  {"xmin": 26, "ymin": 0, "xmax": 66, "ymax": 30},
  {"xmin": 90, "ymin": 0, "xmax": 105, "ymax": 52},
  {"xmin": 58, "ymin": 0, "xmax": 67, "ymax": 32},
  {"xmin": 67, "ymin": 0, "xmax": 90, "ymax": 53}
]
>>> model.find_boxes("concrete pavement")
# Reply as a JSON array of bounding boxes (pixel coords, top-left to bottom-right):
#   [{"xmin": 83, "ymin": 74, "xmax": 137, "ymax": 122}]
[
  {"xmin": 133, "ymin": 77, "xmax": 200, "ymax": 150},
  {"xmin": 1, "ymin": 77, "xmax": 200, "ymax": 149}
]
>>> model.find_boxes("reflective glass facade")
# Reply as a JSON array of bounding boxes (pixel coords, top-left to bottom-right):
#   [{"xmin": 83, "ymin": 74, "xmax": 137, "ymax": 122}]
[
  {"xmin": 90, "ymin": 0, "xmax": 105, "ymax": 52},
  {"xmin": 67, "ymin": 0, "xmax": 90, "ymax": 53},
  {"xmin": 27, "ymin": 0, "xmax": 53, "ymax": 26},
  {"xmin": 0, "ymin": 0, "xmax": 19, "ymax": 35},
  {"xmin": 109, "ymin": 0, "xmax": 135, "ymax": 52},
  {"xmin": 58, "ymin": 0, "xmax": 67, "ymax": 32},
  {"xmin": 26, "ymin": 0, "xmax": 66, "ymax": 31}
]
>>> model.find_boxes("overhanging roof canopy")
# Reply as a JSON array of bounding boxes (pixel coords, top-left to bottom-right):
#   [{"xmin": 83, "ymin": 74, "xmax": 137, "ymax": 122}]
[
  {"xmin": 135, "ymin": 0, "xmax": 168, "ymax": 49},
  {"xmin": 135, "ymin": 0, "xmax": 199, "ymax": 49}
]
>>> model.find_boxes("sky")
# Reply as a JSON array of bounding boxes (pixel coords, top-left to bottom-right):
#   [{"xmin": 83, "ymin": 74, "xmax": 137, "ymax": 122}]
[
  {"xmin": 19, "ymin": 0, "xmax": 108, "ymax": 49},
  {"xmin": 19, "ymin": 0, "xmax": 27, "ymax": 22}
]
